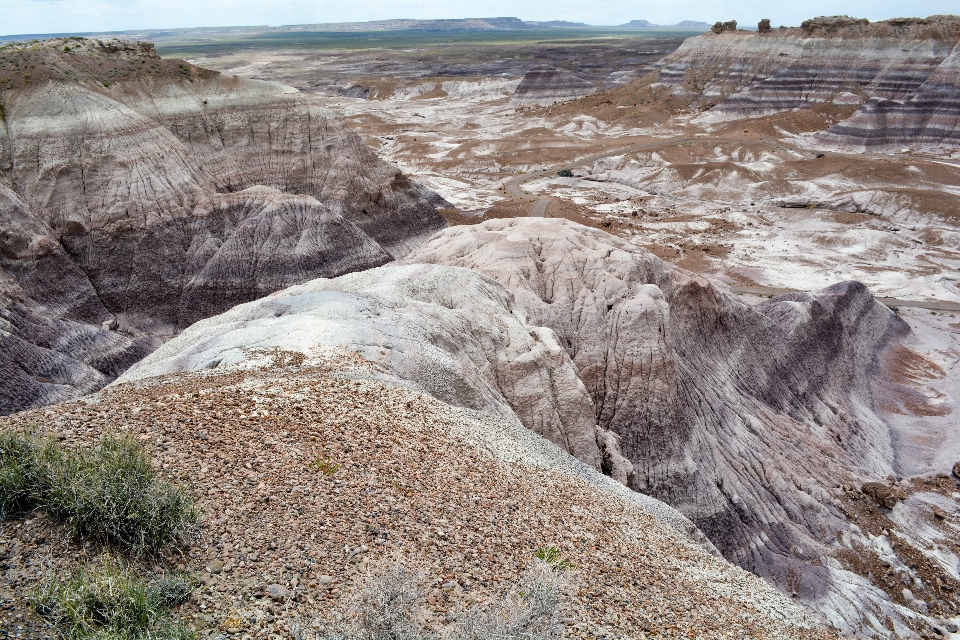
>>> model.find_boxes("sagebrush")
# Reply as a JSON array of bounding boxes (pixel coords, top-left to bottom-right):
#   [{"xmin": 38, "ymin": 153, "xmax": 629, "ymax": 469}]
[{"xmin": 292, "ymin": 559, "xmax": 566, "ymax": 640}]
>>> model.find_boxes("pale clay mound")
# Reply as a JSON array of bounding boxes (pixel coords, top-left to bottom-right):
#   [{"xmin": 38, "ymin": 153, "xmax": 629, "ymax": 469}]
[
  {"xmin": 0, "ymin": 38, "xmax": 447, "ymax": 415},
  {"xmin": 116, "ymin": 218, "xmax": 960, "ymax": 637},
  {"xmin": 0, "ymin": 357, "xmax": 831, "ymax": 639}
]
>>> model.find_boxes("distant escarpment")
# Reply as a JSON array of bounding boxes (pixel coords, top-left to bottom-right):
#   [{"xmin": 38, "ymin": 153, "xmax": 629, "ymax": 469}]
[
  {"xmin": 652, "ymin": 15, "xmax": 960, "ymax": 149},
  {"xmin": 0, "ymin": 38, "xmax": 447, "ymax": 414},
  {"xmin": 510, "ymin": 67, "xmax": 596, "ymax": 106}
]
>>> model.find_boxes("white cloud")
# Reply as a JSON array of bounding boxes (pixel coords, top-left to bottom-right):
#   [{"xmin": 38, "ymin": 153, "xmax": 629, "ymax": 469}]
[{"xmin": 1, "ymin": 0, "xmax": 956, "ymax": 36}]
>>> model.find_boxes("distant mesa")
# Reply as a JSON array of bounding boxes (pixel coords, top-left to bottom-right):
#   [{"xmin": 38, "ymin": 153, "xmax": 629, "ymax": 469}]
[
  {"xmin": 0, "ymin": 18, "xmax": 593, "ymax": 43},
  {"xmin": 288, "ymin": 17, "xmax": 590, "ymax": 32},
  {"xmin": 620, "ymin": 19, "xmax": 711, "ymax": 29},
  {"xmin": 655, "ymin": 14, "xmax": 960, "ymax": 149}
]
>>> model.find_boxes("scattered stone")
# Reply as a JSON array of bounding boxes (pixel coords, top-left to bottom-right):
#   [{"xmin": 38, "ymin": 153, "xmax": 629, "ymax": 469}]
[
  {"xmin": 207, "ymin": 559, "xmax": 224, "ymax": 575},
  {"xmin": 862, "ymin": 482, "xmax": 904, "ymax": 509},
  {"xmin": 266, "ymin": 584, "xmax": 290, "ymax": 601}
]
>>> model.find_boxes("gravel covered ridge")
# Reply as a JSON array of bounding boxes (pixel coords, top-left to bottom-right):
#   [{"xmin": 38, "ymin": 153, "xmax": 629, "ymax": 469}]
[{"xmin": 0, "ymin": 358, "xmax": 835, "ymax": 639}]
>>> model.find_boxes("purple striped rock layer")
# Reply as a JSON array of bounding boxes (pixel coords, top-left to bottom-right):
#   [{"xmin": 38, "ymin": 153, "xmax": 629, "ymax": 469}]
[
  {"xmin": 0, "ymin": 38, "xmax": 447, "ymax": 414},
  {"xmin": 510, "ymin": 67, "xmax": 596, "ymax": 106}
]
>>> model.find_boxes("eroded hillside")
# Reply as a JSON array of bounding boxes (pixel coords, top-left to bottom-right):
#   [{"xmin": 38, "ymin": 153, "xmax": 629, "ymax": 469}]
[{"xmin": 0, "ymin": 37, "xmax": 447, "ymax": 415}]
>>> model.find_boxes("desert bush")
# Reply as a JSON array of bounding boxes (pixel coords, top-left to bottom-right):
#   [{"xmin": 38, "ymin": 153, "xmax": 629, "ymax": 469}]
[
  {"xmin": 533, "ymin": 545, "xmax": 572, "ymax": 571},
  {"xmin": 0, "ymin": 429, "xmax": 198, "ymax": 554},
  {"xmin": 30, "ymin": 555, "xmax": 197, "ymax": 640},
  {"xmin": 448, "ymin": 560, "xmax": 565, "ymax": 640},
  {"xmin": 292, "ymin": 559, "xmax": 566, "ymax": 640},
  {"xmin": 556, "ymin": 169, "xmax": 573, "ymax": 178},
  {"xmin": 295, "ymin": 561, "xmax": 432, "ymax": 640},
  {"xmin": 50, "ymin": 434, "xmax": 199, "ymax": 553}
]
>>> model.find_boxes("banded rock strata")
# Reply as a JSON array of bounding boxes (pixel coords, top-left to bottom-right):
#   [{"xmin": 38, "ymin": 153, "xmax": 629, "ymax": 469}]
[
  {"xmin": 510, "ymin": 67, "xmax": 596, "ymax": 106},
  {"xmin": 404, "ymin": 218, "xmax": 956, "ymax": 637},
  {"xmin": 0, "ymin": 38, "xmax": 446, "ymax": 414},
  {"xmin": 653, "ymin": 15, "xmax": 960, "ymax": 148}
]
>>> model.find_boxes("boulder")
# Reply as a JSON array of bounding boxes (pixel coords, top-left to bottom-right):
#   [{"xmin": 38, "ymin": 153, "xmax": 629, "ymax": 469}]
[{"xmin": 861, "ymin": 482, "xmax": 904, "ymax": 509}]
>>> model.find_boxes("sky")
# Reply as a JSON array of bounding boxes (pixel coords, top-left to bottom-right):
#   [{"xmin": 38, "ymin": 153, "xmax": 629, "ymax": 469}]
[{"xmin": 1, "ymin": 0, "xmax": 956, "ymax": 37}]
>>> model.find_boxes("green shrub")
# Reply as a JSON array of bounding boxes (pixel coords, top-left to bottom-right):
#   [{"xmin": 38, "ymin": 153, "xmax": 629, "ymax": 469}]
[
  {"xmin": 50, "ymin": 435, "xmax": 199, "ymax": 553},
  {"xmin": 310, "ymin": 456, "xmax": 340, "ymax": 476},
  {"xmin": 533, "ymin": 546, "xmax": 572, "ymax": 571},
  {"xmin": 0, "ymin": 430, "xmax": 198, "ymax": 554},
  {"xmin": 556, "ymin": 168, "xmax": 573, "ymax": 178},
  {"xmin": 31, "ymin": 556, "xmax": 197, "ymax": 640}
]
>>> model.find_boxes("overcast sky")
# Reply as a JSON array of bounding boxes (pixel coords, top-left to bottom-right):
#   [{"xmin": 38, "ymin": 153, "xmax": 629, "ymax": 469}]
[{"xmin": 2, "ymin": 0, "xmax": 955, "ymax": 37}]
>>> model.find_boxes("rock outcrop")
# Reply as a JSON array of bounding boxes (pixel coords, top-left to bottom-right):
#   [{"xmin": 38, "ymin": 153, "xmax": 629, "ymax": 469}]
[
  {"xmin": 403, "ymin": 218, "xmax": 946, "ymax": 637},
  {"xmin": 510, "ymin": 67, "xmax": 596, "ymax": 106},
  {"xmin": 0, "ymin": 37, "xmax": 447, "ymax": 414},
  {"xmin": 653, "ymin": 15, "xmax": 960, "ymax": 148}
]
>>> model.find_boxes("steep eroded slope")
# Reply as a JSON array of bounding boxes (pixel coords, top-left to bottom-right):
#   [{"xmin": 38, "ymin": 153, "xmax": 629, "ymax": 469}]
[{"xmin": 0, "ymin": 37, "xmax": 447, "ymax": 413}]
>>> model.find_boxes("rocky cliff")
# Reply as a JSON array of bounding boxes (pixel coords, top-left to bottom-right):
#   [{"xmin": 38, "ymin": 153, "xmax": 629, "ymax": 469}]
[
  {"xmin": 0, "ymin": 37, "xmax": 447, "ymax": 414},
  {"xmin": 652, "ymin": 15, "xmax": 960, "ymax": 148}
]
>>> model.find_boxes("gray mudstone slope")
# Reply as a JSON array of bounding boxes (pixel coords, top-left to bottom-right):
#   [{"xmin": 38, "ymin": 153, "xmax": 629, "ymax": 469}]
[
  {"xmin": 403, "ymin": 218, "xmax": 935, "ymax": 637},
  {"xmin": 0, "ymin": 38, "xmax": 447, "ymax": 414},
  {"xmin": 119, "ymin": 217, "xmax": 935, "ymax": 636},
  {"xmin": 115, "ymin": 261, "xmax": 637, "ymax": 489}
]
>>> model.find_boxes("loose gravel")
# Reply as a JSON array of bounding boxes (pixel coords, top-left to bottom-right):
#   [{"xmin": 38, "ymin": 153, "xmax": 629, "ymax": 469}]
[{"xmin": 0, "ymin": 356, "xmax": 838, "ymax": 639}]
